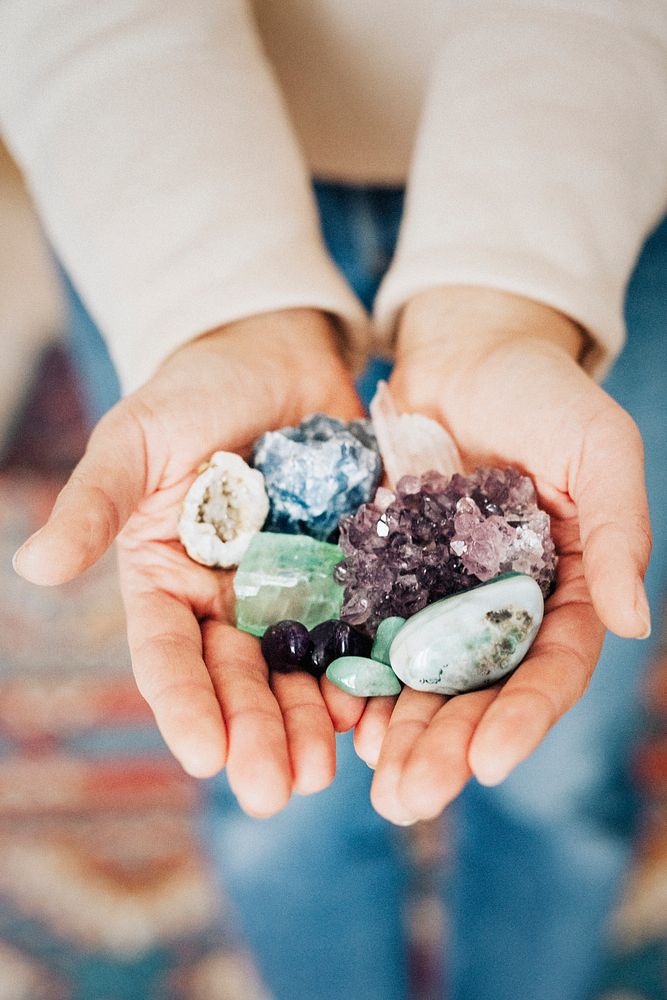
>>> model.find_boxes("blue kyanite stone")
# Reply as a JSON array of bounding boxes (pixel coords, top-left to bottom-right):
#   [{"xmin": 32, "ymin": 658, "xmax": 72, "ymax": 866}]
[{"xmin": 252, "ymin": 414, "xmax": 382, "ymax": 540}]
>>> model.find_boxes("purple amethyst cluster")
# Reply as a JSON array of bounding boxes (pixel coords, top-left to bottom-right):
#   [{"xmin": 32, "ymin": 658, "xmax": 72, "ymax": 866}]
[{"xmin": 337, "ymin": 467, "xmax": 557, "ymax": 637}]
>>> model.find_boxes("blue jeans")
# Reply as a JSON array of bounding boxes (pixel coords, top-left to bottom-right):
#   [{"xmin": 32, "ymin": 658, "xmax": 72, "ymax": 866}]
[{"xmin": 66, "ymin": 185, "xmax": 667, "ymax": 1000}]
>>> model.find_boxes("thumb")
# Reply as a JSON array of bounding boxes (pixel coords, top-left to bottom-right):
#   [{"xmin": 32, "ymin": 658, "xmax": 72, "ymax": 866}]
[
  {"xmin": 13, "ymin": 402, "xmax": 148, "ymax": 585},
  {"xmin": 571, "ymin": 400, "xmax": 651, "ymax": 639}
]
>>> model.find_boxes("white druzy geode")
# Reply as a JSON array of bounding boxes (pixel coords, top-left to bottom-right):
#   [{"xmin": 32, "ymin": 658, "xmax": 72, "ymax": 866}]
[
  {"xmin": 389, "ymin": 574, "xmax": 544, "ymax": 694},
  {"xmin": 178, "ymin": 451, "xmax": 269, "ymax": 568}
]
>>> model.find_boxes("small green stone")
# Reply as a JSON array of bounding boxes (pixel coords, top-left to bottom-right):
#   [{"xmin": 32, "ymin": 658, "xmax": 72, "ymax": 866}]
[
  {"xmin": 326, "ymin": 655, "xmax": 402, "ymax": 697},
  {"xmin": 370, "ymin": 616, "xmax": 407, "ymax": 666},
  {"xmin": 234, "ymin": 533, "xmax": 343, "ymax": 636}
]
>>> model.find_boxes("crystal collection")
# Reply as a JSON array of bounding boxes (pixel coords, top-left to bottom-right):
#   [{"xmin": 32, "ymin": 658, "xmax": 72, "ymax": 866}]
[{"xmin": 179, "ymin": 385, "xmax": 556, "ymax": 697}]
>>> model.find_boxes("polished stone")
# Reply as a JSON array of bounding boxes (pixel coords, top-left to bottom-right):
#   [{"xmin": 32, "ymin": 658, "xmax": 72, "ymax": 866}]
[
  {"xmin": 389, "ymin": 574, "xmax": 544, "ymax": 694},
  {"xmin": 309, "ymin": 619, "xmax": 372, "ymax": 678},
  {"xmin": 261, "ymin": 620, "xmax": 313, "ymax": 674},
  {"xmin": 326, "ymin": 655, "xmax": 402, "ymax": 697},
  {"xmin": 370, "ymin": 617, "xmax": 406, "ymax": 666},
  {"xmin": 234, "ymin": 533, "xmax": 343, "ymax": 636}
]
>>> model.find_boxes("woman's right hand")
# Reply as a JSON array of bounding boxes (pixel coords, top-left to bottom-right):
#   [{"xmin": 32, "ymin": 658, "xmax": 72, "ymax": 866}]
[{"xmin": 13, "ymin": 308, "xmax": 366, "ymax": 816}]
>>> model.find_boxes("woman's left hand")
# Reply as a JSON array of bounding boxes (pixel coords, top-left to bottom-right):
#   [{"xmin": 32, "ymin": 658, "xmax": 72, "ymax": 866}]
[{"xmin": 326, "ymin": 286, "xmax": 651, "ymax": 825}]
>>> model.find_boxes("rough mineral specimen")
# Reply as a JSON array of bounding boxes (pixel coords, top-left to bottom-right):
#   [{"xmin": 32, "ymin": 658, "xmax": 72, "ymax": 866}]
[
  {"xmin": 234, "ymin": 533, "xmax": 344, "ymax": 636},
  {"xmin": 337, "ymin": 467, "xmax": 557, "ymax": 637},
  {"xmin": 178, "ymin": 451, "xmax": 269, "ymax": 568},
  {"xmin": 252, "ymin": 414, "xmax": 382, "ymax": 540},
  {"xmin": 389, "ymin": 574, "xmax": 544, "ymax": 694},
  {"xmin": 369, "ymin": 381, "xmax": 462, "ymax": 487}
]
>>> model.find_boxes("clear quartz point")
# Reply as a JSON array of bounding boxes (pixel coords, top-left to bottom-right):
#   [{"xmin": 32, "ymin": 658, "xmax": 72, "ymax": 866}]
[{"xmin": 369, "ymin": 381, "xmax": 463, "ymax": 489}]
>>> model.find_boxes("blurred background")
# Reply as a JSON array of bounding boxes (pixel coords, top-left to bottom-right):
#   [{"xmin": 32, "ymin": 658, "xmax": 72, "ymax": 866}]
[{"xmin": 1, "ymin": 138, "xmax": 666, "ymax": 1000}]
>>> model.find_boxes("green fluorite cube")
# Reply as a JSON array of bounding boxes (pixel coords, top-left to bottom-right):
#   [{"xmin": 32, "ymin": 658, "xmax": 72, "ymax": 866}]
[{"xmin": 234, "ymin": 533, "xmax": 344, "ymax": 637}]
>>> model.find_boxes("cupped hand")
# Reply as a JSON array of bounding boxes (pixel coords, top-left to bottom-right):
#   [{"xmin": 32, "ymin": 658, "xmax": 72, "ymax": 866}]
[
  {"xmin": 353, "ymin": 287, "xmax": 651, "ymax": 825},
  {"xmin": 13, "ymin": 309, "xmax": 365, "ymax": 815}
]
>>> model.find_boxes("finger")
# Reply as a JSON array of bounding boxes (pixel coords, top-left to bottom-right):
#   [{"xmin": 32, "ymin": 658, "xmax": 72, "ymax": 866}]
[
  {"xmin": 124, "ymin": 586, "xmax": 227, "ymax": 779},
  {"xmin": 353, "ymin": 694, "xmax": 399, "ymax": 768},
  {"xmin": 396, "ymin": 688, "xmax": 498, "ymax": 819},
  {"xmin": 204, "ymin": 620, "xmax": 292, "ymax": 817},
  {"xmin": 320, "ymin": 675, "xmax": 367, "ymax": 732},
  {"xmin": 469, "ymin": 561, "xmax": 605, "ymax": 785},
  {"xmin": 370, "ymin": 689, "xmax": 446, "ymax": 825},
  {"xmin": 571, "ymin": 401, "xmax": 651, "ymax": 639},
  {"xmin": 13, "ymin": 401, "xmax": 154, "ymax": 585},
  {"xmin": 271, "ymin": 671, "xmax": 336, "ymax": 795}
]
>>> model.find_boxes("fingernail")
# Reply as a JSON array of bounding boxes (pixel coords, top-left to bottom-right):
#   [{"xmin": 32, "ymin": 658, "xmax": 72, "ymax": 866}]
[
  {"xmin": 12, "ymin": 528, "xmax": 42, "ymax": 573},
  {"xmin": 473, "ymin": 759, "xmax": 511, "ymax": 786},
  {"xmin": 634, "ymin": 580, "xmax": 651, "ymax": 639},
  {"xmin": 12, "ymin": 540, "xmax": 31, "ymax": 572},
  {"xmin": 395, "ymin": 817, "xmax": 419, "ymax": 827}
]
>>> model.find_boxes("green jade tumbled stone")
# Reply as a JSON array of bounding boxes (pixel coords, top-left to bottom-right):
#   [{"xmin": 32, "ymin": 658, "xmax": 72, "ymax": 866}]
[
  {"xmin": 326, "ymin": 655, "xmax": 402, "ymax": 697},
  {"xmin": 370, "ymin": 616, "xmax": 407, "ymax": 666},
  {"xmin": 234, "ymin": 533, "xmax": 344, "ymax": 636}
]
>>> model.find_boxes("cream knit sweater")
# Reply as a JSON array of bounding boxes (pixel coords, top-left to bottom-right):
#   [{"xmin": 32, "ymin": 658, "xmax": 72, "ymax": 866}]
[{"xmin": 1, "ymin": 0, "xmax": 666, "ymax": 391}]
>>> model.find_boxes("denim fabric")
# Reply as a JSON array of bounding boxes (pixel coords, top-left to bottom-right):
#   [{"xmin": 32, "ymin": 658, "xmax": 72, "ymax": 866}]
[
  {"xmin": 62, "ymin": 268, "xmax": 121, "ymax": 423},
  {"xmin": 64, "ymin": 183, "xmax": 667, "ymax": 1000}
]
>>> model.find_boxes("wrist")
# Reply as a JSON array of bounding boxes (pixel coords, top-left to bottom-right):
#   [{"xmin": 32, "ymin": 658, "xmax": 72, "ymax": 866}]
[
  {"xmin": 141, "ymin": 307, "xmax": 361, "ymax": 429},
  {"xmin": 160, "ymin": 307, "xmax": 348, "ymax": 380},
  {"xmin": 396, "ymin": 286, "xmax": 585, "ymax": 367}
]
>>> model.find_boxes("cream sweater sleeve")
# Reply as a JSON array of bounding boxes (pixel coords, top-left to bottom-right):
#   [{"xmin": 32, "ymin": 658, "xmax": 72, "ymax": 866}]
[
  {"xmin": 0, "ymin": 0, "xmax": 368, "ymax": 392},
  {"xmin": 375, "ymin": 0, "xmax": 667, "ymax": 379}
]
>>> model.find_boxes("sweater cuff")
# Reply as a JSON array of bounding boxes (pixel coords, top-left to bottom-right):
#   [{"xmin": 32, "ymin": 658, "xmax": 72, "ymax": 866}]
[
  {"xmin": 373, "ymin": 246, "xmax": 624, "ymax": 381},
  {"xmin": 111, "ymin": 235, "xmax": 370, "ymax": 393}
]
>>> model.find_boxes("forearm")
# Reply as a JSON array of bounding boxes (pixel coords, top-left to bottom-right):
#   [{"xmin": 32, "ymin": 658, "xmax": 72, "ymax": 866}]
[
  {"xmin": 398, "ymin": 286, "xmax": 584, "ymax": 363},
  {"xmin": 376, "ymin": 1, "xmax": 667, "ymax": 380},
  {"xmin": 0, "ymin": 0, "xmax": 368, "ymax": 392}
]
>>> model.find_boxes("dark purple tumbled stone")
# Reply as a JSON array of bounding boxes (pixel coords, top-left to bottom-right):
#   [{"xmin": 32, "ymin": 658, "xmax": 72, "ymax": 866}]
[
  {"xmin": 261, "ymin": 620, "xmax": 313, "ymax": 674},
  {"xmin": 308, "ymin": 619, "xmax": 373, "ymax": 678}
]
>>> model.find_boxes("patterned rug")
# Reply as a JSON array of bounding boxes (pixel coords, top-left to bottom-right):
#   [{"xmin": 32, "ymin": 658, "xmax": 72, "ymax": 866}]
[
  {"xmin": 0, "ymin": 346, "xmax": 665, "ymax": 1000},
  {"xmin": 0, "ymin": 347, "xmax": 266, "ymax": 1000}
]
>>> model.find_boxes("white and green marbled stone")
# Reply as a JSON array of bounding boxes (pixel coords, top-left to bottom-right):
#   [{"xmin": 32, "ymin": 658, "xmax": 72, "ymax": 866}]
[{"xmin": 389, "ymin": 574, "xmax": 544, "ymax": 695}]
